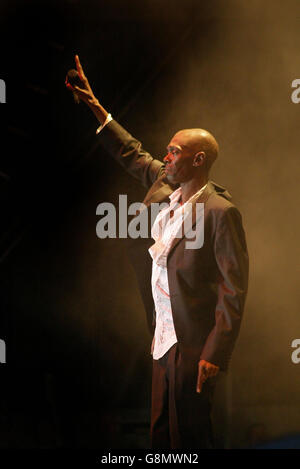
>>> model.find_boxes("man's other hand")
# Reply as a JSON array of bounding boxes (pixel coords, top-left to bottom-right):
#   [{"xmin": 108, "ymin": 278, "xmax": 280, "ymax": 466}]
[{"xmin": 196, "ymin": 359, "xmax": 219, "ymax": 393}]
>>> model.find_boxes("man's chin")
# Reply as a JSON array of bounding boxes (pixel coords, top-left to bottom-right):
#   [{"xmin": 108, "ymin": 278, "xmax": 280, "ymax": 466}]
[{"xmin": 165, "ymin": 172, "xmax": 176, "ymax": 184}]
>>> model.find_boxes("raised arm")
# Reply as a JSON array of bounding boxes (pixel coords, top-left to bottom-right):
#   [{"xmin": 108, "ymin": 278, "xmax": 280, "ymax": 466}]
[{"xmin": 65, "ymin": 55, "xmax": 164, "ymax": 189}]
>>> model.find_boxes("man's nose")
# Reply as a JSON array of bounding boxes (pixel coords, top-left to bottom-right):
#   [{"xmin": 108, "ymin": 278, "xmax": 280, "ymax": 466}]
[{"xmin": 163, "ymin": 153, "xmax": 172, "ymax": 163}]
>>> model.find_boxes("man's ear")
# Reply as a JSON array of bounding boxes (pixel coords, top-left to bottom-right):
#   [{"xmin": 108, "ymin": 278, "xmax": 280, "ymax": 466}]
[{"xmin": 192, "ymin": 151, "xmax": 206, "ymax": 167}]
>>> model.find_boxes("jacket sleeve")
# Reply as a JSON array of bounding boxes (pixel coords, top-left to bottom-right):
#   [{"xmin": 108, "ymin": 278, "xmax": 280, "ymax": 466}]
[
  {"xmin": 98, "ymin": 119, "xmax": 164, "ymax": 189},
  {"xmin": 199, "ymin": 206, "xmax": 249, "ymax": 371}
]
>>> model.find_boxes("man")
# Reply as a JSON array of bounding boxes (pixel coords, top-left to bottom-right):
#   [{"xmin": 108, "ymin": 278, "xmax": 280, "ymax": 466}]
[{"xmin": 66, "ymin": 55, "xmax": 249, "ymax": 449}]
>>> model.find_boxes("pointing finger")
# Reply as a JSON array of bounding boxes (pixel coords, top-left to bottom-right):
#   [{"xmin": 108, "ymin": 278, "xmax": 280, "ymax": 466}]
[{"xmin": 75, "ymin": 54, "xmax": 85, "ymax": 79}]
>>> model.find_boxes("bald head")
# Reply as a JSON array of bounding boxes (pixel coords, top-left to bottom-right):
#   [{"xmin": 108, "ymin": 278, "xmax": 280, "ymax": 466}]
[{"xmin": 172, "ymin": 128, "xmax": 219, "ymax": 173}]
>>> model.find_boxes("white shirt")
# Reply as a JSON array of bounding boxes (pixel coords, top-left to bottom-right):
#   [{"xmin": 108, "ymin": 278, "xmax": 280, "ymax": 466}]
[{"xmin": 149, "ymin": 184, "xmax": 207, "ymax": 360}]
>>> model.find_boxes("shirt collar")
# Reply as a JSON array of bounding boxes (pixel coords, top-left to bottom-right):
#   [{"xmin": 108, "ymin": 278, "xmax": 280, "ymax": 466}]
[{"xmin": 169, "ymin": 183, "xmax": 208, "ymax": 204}]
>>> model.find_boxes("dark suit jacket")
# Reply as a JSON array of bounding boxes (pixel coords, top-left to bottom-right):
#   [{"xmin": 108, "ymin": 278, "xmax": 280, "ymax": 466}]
[{"xmin": 99, "ymin": 120, "xmax": 249, "ymax": 371}]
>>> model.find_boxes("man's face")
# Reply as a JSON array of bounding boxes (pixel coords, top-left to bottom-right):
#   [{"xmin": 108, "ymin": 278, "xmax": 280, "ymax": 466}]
[{"xmin": 163, "ymin": 133, "xmax": 197, "ymax": 184}]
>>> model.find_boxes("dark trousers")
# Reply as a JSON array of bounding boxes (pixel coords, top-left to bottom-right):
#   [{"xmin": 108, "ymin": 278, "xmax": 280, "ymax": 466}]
[{"xmin": 150, "ymin": 343, "xmax": 215, "ymax": 449}]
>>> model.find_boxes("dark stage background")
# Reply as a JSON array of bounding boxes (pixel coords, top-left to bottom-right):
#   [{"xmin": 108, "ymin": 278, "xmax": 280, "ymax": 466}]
[{"xmin": 0, "ymin": 0, "xmax": 300, "ymax": 449}]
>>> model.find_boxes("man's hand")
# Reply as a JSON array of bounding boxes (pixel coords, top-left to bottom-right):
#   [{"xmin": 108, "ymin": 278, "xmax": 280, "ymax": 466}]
[
  {"xmin": 65, "ymin": 55, "xmax": 108, "ymax": 124},
  {"xmin": 65, "ymin": 55, "xmax": 96, "ymax": 105},
  {"xmin": 196, "ymin": 359, "xmax": 219, "ymax": 393}
]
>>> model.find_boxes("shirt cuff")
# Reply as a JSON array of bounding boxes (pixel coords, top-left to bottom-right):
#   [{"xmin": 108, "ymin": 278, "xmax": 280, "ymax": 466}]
[{"xmin": 96, "ymin": 113, "xmax": 113, "ymax": 135}]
